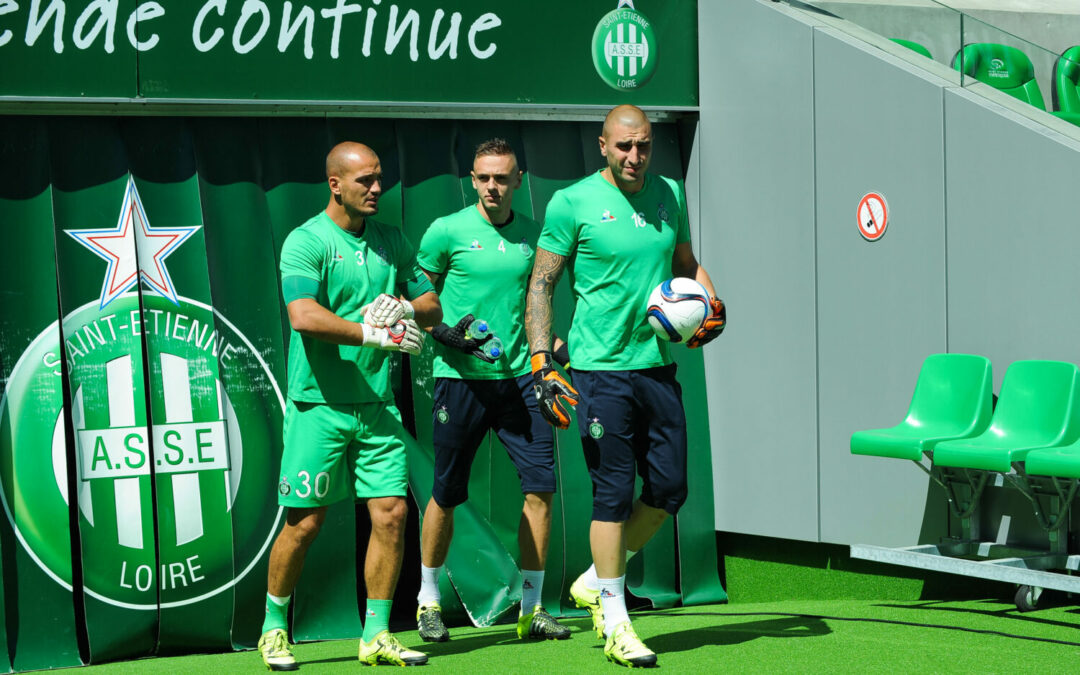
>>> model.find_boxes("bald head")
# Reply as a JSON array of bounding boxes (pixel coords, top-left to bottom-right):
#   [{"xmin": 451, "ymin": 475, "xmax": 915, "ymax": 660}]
[
  {"xmin": 602, "ymin": 104, "xmax": 650, "ymax": 140},
  {"xmin": 599, "ymin": 105, "xmax": 652, "ymax": 193},
  {"xmin": 326, "ymin": 142, "xmax": 378, "ymax": 179}
]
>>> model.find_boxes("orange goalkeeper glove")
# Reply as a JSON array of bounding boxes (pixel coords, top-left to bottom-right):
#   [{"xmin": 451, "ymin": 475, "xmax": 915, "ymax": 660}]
[
  {"xmin": 687, "ymin": 297, "xmax": 726, "ymax": 349},
  {"xmin": 531, "ymin": 351, "xmax": 580, "ymax": 429}
]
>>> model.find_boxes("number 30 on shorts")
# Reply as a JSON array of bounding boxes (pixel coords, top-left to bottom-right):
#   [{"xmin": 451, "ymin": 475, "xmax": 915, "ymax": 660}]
[{"xmin": 295, "ymin": 470, "xmax": 331, "ymax": 499}]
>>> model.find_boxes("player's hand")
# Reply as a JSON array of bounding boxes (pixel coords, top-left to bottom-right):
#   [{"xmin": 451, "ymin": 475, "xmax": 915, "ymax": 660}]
[
  {"xmin": 531, "ymin": 351, "xmax": 579, "ymax": 429},
  {"xmin": 363, "ymin": 293, "xmax": 414, "ymax": 327},
  {"xmin": 687, "ymin": 297, "xmax": 726, "ymax": 349},
  {"xmin": 361, "ymin": 319, "xmax": 424, "ymax": 355},
  {"xmin": 430, "ymin": 314, "xmax": 496, "ymax": 363}
]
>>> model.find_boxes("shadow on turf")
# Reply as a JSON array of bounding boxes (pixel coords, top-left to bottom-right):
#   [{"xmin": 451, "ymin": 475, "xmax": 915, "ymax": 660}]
[
  {"xmin": 645, "ymin": 616, "xmax": 831, "ymax": 653},
  {"xmin": 875, "ymin": 598, "xmax": 1080, "ymax": 633}
]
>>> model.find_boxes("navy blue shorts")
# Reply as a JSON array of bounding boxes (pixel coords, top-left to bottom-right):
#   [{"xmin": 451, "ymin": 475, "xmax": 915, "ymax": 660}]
[
  {"xmin": 431, "ymin": 375, "xmax": 556, "ymax": 508},
  {"xmin": 572, "ymin": 365, "xmax": 688, "ymax": 522}
]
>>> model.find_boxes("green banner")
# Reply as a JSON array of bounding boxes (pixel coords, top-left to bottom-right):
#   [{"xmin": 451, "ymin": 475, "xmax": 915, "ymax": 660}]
[
  {"xmin": 0, "ymin": 0, "xmax": 697, "ymax": 106},
  {"xmin": 0, "ymin": 116, "xmax": 82, "ymax": 672}
]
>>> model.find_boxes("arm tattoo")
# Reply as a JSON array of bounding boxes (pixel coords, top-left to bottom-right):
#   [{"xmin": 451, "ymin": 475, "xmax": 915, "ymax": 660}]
[{"xmin": 525, "ymin": 248, "xmax": 566, "ymax": 354}]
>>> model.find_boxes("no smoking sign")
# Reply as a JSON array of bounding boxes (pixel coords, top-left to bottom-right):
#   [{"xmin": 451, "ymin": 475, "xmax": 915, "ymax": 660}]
[{"xmin": 857, "ymin": 192, "xmax": 889, "ymax": 241}]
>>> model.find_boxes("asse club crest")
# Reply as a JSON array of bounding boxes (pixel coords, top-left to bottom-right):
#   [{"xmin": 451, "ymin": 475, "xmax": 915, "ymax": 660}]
[
  {"xmin": 0, "ymin": 177, "xmax": 284, "ymax": 609},
  {"xmin": 592, "ymin": 0, "xmax": 658, "ymax": 91}
]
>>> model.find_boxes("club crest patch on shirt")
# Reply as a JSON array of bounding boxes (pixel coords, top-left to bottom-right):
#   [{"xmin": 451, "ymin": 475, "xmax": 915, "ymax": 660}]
[{"xmin": 657, "ymin": 203, "xmax": 670, "ymax": 223}]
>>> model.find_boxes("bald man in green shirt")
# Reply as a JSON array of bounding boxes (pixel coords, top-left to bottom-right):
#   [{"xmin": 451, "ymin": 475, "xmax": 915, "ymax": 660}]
[
  {"xmin": 526, "ymin": 106, "xmax": 725, "ymax": 668},
  {"xmin": 259, "ymin": 142, "xmax": 442, "ymax": 670}
]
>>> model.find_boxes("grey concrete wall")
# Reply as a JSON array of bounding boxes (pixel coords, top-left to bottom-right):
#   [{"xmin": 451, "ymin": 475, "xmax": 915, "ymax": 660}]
[
  {"xmin": 698, "ymin": 0, "xmax": 1080, "ymax": 545},
  {"xmin": 700, "ymin": 0, "xmax": 820, "ymax": 541},
  {"xmin": 813, "ymin": 27, "xmax": 950, "ymax": 546}
]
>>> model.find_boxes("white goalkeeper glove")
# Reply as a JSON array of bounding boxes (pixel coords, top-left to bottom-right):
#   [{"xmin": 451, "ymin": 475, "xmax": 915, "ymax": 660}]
[
  {"xmin": 363, "ymin": 294, "xmax": 415, "ymax": 327},
  {"xmin": 360, "ymin": 319, "xmax": 424, "ymax": 355}
]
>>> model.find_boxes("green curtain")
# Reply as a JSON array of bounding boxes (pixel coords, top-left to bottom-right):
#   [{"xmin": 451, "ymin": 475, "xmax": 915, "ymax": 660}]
[{"xmin": 0, "ymin": 115, "xmax": 724, "ymax": 671}]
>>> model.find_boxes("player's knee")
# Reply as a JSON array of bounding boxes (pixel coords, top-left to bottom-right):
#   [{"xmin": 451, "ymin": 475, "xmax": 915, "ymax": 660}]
[
  {"xmin": 370, "ymin": 497, "xmax": 409, "ymax": 532},
  {"xmin": 432, "ymin": 484, "xmax": 467, "ymax": 509},
  {"xmin": 523, "ymin": 491, "xmax": 553, "ymax": 516},
  {"xmin": 647, "ymin": 483, "xmax": 688, "ymax": 515},
  {"xmin": 284, "ymin": 509, "xmax": 326, "ymax": 547}
]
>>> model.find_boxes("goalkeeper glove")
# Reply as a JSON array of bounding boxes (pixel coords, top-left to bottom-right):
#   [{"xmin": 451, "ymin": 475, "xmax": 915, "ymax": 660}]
[
  {"xmin": 430, "ymin": 314, "xmax": 496, "ymax": 363},
  {"xmin": 361, "ymin": 319, "xmax": 424, "ymax": 355},
  {"xmin": 531, "ymin": 351, "xmax": 579, "ymax": 429},
  {"xmin": 687, "ymin": 297, "xmax": 726, "ymax": 349},
  {"xmin": 363, "ymin": 293, "xmax": 415, "ymax": 327}
]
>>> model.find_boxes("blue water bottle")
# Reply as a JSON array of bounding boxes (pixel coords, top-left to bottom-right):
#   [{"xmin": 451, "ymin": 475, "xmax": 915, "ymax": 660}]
[
  {"xmin": 467, "ymin": 320, "xmax": 502, "ymax": 360},
  {"xmin": 482, "ymin": 336, "xmax": 504, "ymax": 360},
  {"xmin": 466, "ymin": 319, "xmax": 490, "ymax": 340}
]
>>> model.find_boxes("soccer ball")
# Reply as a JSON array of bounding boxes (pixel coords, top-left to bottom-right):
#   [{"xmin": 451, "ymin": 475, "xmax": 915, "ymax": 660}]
[{"xmin": 646, "ymin": 278, "xmax": 710, "ymax": 343}]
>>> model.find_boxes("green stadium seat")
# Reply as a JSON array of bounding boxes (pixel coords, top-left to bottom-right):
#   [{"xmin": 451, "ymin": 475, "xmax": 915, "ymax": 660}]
[
  {"xmin": 932, "ymin": 361, "xmax": 1080, "ymax": 472},
  {"xmin": 892, "ymin": 38, "xmax": 932, "ymax": 60},
  {"xmin": 1052, "ymin": 45, "xmax": 1080, "ymax": 114},
  {"xmin": 850, "ymin": 354, "xmax": 992, "ymax": 461},
  {"xmin": 1026, "ymin": 442, "xmax": 1080, "ymax": 479},
  {"xmin": 952, "ymin": 43, "xmax": 1046, "ymax": 110}
]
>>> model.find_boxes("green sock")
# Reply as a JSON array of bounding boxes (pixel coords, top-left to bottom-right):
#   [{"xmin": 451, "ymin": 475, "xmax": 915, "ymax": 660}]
[
  {"xmin": 262, "ymin": 593, "xmax": 290, "ymax": 633},
  {"xmin": 362, "ymin": 599, "xmax": 392, "ymax": 642}
]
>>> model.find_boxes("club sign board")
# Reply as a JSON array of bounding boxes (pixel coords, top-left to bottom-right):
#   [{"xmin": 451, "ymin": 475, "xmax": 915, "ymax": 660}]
[{"xmin": 0, "ymin": 0, "xmax": 698, "ymax": 106}]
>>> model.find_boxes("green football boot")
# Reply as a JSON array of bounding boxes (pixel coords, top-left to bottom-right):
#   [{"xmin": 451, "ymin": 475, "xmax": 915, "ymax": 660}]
[
  {"xmin": 570, "ymin": 573, "xmax": 605, "ymax": 639},
  {"xmin": 357, "ymin": 631, "xmax": 428, "ymax": 666},
  {"xmin": 417, "ymin": 601, "xmax": 450, "ymax": 642},
  {"xmin": 258, "ymin": 628, "xmax": 298, "ymax": 671},
  {"xmin": 604, "ymin": 621, "xmax": 657, "ymax": 668},
  {"xmin": 517, "ymin": 604, "xmax": 572, "ymax": 640}
]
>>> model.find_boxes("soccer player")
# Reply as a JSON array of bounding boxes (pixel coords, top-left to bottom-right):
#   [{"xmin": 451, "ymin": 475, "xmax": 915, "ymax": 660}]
[
  {"xmin": 525, "ymin": 105, "xmax": 725, "ymax": 668},
  {"xmin": 259, "ymin": 142, "xmax": 442, "ymax": 670},
  {"xmin": 413, "ymin": 138, "xmax": 571, "ymax": 643}
]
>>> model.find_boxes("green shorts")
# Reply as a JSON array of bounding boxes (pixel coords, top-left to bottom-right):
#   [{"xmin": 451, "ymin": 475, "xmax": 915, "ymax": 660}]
[{"xmin": 279, "ymin": 399, "xmax": 412, "ymax": 506}]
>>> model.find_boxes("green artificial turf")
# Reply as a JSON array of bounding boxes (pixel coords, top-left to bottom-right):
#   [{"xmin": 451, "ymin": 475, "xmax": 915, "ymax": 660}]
[{"xmin": 76, "ymin": 599, "xmax": 1080, "ymax": 674}]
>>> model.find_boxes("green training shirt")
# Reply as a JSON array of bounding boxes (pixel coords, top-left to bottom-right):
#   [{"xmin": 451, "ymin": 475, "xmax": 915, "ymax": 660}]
[
  {"xmin": 279, "ymin": 211, "xmax": 434, "ymax": 403},
  {"xmin": 417, "ymin": 204, "xmax": 540, "ymax": 380},
  {"xmin": 538, "ymin": 172, "xmax": 691, "ymax": 370}
]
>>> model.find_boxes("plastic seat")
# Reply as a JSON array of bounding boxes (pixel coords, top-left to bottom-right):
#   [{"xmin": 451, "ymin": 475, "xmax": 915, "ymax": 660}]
[
  {"xmin": 1026, "ymin": 442, "xmax": 1080, "ymax": 479},
  {"xmin": 952, "ymin": 43, "xmax": 1045, "ymax": 110},
  {"xmin": 1052, "ymin": 45, "xmax": 1080, "ymax": 114},
  {"xmin": 851, "ymin": 354, "xmax": 992, "ymax": 461},
  {"xmin": 892, "ymin": 38, "xmax": 932, "ymax": 60},
  {"xmin": 933, "ymin": 361, "xmax": 1080, "ymax": 472}
]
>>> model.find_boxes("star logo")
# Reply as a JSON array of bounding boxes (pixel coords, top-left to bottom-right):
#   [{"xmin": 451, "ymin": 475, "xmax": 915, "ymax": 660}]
[{"xmin": 65, "ymin": 176, "xmax": 200, "ymax": 310}]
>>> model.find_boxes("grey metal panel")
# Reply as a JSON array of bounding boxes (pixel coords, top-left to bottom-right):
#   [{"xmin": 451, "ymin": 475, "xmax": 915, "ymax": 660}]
[
  {"xmin": 700, "ymin": 0, "xmax": 820, "ymax": 541},
  {"xmin": 945, "ymin": 87, "xmax": 1080, "ymax": 383},
  {"xmin": 813, "ymin": 26, "xmax": 950, "ymax": 547}
]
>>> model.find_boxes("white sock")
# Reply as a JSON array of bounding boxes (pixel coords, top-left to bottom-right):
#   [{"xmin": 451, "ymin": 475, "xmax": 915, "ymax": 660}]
[
  {"xmin": 267, "ymin": 592, "xmax": 290, "ymax": 606},
  {"xmin": 521, "ymin": 569, "xmax": 544, "ymax": 612},
  {"xmin": 583, "ymin": 549, "xmax": 637, "ymax": 591},
  {"xmin": 417, "ymin": 564, "xmax": 442, "ymax": 606},
  {"xmin": 583, "ymin": 564, "xmax": 599, "ymax": 590},
  {"xmin": 598, "ymin": 576, "xmax": 630, "ymax": 636}
]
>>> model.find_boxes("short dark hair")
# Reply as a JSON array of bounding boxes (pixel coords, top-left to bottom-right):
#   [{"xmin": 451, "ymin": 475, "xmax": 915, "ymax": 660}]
[{"xmin": 475, "ymin": 138, "xmax": 516, "ymax": 159}]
